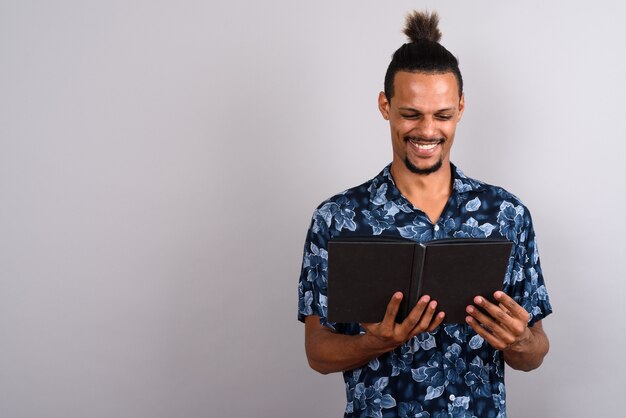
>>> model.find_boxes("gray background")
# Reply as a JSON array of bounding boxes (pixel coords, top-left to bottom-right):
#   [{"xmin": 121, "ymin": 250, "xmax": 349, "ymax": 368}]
[{"xmin": 1, "ymin": 1, "xmax": 624, "ymax": 417}]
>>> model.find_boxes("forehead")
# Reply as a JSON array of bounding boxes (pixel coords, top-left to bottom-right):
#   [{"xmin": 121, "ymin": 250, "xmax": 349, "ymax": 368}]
[{"xmin": 392, "ymin": 71, "xmax": 460, "ymax": 110}]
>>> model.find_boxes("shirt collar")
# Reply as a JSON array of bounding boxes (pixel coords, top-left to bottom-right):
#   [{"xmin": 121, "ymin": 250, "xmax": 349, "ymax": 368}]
[
  {"xmin": 373, "ymin": 162, "xmax": 485, "ymax": 206},
  {"xmin": 451, "ymin": 164, "xmax": 486, "ymax": 194}
]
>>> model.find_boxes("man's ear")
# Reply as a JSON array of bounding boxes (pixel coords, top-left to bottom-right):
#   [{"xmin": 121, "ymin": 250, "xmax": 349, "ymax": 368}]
[
  {"xmin": 458, "ymin": 93, "xmax": 465, "ymax": 121},
  {"xmin": 378, "ymin": 91, "xmax": 390, "ymax": 120}
]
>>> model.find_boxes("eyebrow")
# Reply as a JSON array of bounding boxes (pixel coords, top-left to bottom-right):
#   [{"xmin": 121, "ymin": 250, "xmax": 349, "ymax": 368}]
[{"xmin": 398, "ymin": 106, "xmax": 456, "ymax": 113}]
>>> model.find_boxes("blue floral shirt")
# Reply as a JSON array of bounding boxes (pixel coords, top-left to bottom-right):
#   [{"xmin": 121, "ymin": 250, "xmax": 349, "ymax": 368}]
[{"xmin": 298, "ymin": 164, "xmax": 552, "ymax": 418}]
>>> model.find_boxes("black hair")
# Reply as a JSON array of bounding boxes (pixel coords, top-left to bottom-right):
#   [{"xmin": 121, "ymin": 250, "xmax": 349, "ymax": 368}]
[{"xmin": 384, "ymin": 11, "xmax": 463, "ymax": 100}]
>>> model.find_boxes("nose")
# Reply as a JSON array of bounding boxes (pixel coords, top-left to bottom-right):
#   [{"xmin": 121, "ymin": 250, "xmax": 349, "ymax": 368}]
[{"xmin": 415, "ymin": 116, "xmax": 437, "ymax": 139}]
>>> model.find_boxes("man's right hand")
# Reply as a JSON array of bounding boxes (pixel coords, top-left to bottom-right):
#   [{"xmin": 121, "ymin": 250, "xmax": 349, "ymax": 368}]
[
  {"xmin": 361, "ymin": 292, "xmax": 445, "ymax": 353},
  {"xmin": 304, "ymin": 292, "xmax": 444, "ymax": 374}
]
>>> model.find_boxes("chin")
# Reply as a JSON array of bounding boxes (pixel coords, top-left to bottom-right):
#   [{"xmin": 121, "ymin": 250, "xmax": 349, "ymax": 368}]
[{"xmin": 404, "ymin": 157, "xmax": 443, "ymax": 175}]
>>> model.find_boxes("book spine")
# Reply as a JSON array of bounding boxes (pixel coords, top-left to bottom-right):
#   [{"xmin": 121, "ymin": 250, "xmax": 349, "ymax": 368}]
[{"xmin": 407, "ymin": 244, "xmax": 427, "ymax": 317}]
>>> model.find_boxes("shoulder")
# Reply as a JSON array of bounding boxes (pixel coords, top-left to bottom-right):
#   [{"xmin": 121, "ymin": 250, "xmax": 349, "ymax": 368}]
[
  {"xmin": 314, "ymin": 180, "xmax": 370, "ymax": 211},
  {"xmin": 456, "ymin": 166, "xmax": 531, "ymax": 215},
  {"xmin": 307, "ymin": 167, "xmax": 388, "ymax": 237},
  {"xmin": 310, "ymin": 167, "xmax": 387, "ymax": 216}
]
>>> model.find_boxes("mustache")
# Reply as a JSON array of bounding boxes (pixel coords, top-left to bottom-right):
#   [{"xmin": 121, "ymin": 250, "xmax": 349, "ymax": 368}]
[{"xmin": 404, "ymin": 136, "xmax": 445, "ymax": 144}]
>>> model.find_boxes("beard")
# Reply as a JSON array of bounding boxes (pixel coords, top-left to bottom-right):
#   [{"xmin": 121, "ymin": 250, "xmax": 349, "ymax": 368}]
[
  {"xmin": 404, "ymin": 156, "xmax": 443, "ymax": 175},
  {"xmin": 403, "ymin": 136, "xmax": 445, "ymax": 175}
]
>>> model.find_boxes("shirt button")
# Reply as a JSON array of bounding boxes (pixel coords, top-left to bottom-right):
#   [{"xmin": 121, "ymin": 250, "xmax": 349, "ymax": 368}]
[{"xmin": 434, "ymin": 224, "xmax": 440, "ymax": 231}]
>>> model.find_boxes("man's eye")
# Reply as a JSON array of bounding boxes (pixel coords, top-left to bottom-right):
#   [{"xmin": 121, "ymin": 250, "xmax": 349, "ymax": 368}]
[
  {"xmin": 401, "ymin": 114, "xmax": 420, "ymax": 119},
  {"xmin": 436, "ymin": 115, "xmax": 452, "ymax": 120}
]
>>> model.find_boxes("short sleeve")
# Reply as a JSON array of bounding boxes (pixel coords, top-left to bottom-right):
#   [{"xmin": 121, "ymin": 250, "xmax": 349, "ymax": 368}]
[
  {"xmin": 503, "ymin": 206, "xmax": 553, "ymax": 327},
  {"xmin": 297, "ymin": 207, "xmax": 338, "ymax": 331}
]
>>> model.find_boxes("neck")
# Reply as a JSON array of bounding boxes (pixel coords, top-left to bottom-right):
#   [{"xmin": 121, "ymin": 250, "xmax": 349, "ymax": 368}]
[
  {"xmin": 389, "ymin": 160, "xmax": 453, "ymax": 224},
  {"xmin": 390, "ymin": 160, "xmax": 453, "ymax": 198}
]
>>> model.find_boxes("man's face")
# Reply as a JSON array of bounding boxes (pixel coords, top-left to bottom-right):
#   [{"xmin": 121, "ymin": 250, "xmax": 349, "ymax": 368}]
[{"xmin": 378, "ymin": 71, "xmax": 464, "ymax": 175}]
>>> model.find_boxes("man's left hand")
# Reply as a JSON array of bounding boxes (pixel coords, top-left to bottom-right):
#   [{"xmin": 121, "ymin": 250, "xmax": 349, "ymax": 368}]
[
  {"xmin": 465, "ymin": 291, "xmax": 549, "ymax": 371},
  {"xmin": 465, "ymin": 291, "xmax": 532, "ymax": 352}
]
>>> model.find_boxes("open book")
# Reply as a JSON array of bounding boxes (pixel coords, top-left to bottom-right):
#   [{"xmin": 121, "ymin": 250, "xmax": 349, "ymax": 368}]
[{"xmin": 327, "ymin": 237, "xmax": 513, "ymax": 324}]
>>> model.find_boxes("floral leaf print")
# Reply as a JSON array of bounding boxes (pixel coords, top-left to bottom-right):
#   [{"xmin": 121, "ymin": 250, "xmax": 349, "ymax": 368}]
[
  {"xmin": 453, "ymin": 178, "xmax": 474, "ymax": 193},
  {"xmin": 354, "ymin": 378, "xmax": 396, "ymax": 418},
  {"xmin": 374, "ymin": 377, "xmax": 389, "ymax": 391},
  {"xmin": 390, "ymin": 200, "xmax": 414, "ymax": 215},
  {"xmin": 398, "ymin": 401, "xmax": 431, "ymax": 418},
  {"xmin": 479, "ymin": 223, "xmax": 495, "ymax": 237},
  {"xmin": 442, "ymin": 218, "xmax": 456, "ymax": 234},
  {"xmin": 443, "ymin": 344, "xmax": 466, "ymax": 384},
  {"xmin": 370, "ymin": 182, "xmax": 389, "ymax": 206},
  {"xmin": 493, "ymin": 351, "xmax": 504, "ymax": 378},
  {"xmin": 464, "ymin": 356, "xmax": 491, "ymax": 398},
  {"xmin": 465, "ymin": 197, "xmax": 481, "ymax": 212},
  {"xmin": 398, "ymin": 218, "xmax": 433, "ymax": 242},
  {"xmin": 363, "ymin": 208, "xmax": 395, "ymax": 235},
  {"xmin": 316, "ymin": 197, "xmax": 358, "ymax": 233},
  {"xmin": 311, "ymin": 210, "xmax": 330, "ymax": 235},
  {"xmin": 301, "ymin": 289, "xmax": 313, "ymax": 316},
  {"xmin": 444, "ymin": 324, "xmax": 466, "ymax": 344},
  {"xmin": 509, "ymin": 265, "xmax": 524, "ymax": 285},
  {"xmin": 425, "ymin": 385, "xmax": 445, "ymax": 401},
  {"xmin": 513, "ymin": 239, "xmax": 528, "ymax": 264},
  {"xmin": 536, "ymin": 284, "xmax": 549, "ymax": 302},
  {"xmin": 530, "ymin": 239, "xmax": 540, "ymax": 264},
  {"xmin": 453, "ymin": 218, "xmax": 495, "ymax": 239},
  {"xmin": 492, "ymin": 383, "xmax": 506, "ymax": 416},
  {"xmin": 390, "ymin": 345, "xmax": 413, "ymax": 376},
  {"xmin": 447, "ymin": 395, "xmax": 475, "ymax": 418},
  {"xmin": 304, "ymin": 242, "xmax": 328, "ymax": 290},
  {"xmin": 333, "ymin": 196, "xmax": 357, "ymax": 232},
  {"xmin": 497, "ymin": 201, "xmax": 524, "ymax": 241},
  {"xmin": 414, "ymin": 332, "xmax": 437, "ymax": 351},
  {"xmin": 468, "ymin": 334, "xmax": 484, "ymax": 350},
  {"xmin": 318, "ymin": 294, "xmax": 328, "ymax": 319},
  {"xmin": 315, "ymin": 202, "xmax": 335, "ymax": 232},
  {"xmin": 412, "ymin": 352, "xmax": 446, "ymax": 400}
]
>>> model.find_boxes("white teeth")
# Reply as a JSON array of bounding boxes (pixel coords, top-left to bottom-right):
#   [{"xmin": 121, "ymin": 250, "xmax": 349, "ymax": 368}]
[{"xmin": 414, "ymin": 142, "xmax": 438, "ymax": 150}]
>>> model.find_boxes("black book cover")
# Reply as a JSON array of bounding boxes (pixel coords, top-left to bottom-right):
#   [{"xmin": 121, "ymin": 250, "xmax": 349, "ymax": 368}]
[{"xmin": 327, "ymin": 237, "xmax": 513, "ymax": 324}]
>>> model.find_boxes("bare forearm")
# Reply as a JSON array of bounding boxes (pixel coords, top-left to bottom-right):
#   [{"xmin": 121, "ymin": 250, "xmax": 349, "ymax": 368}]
[
  {"xmin": 503, "ymin": 324, "xmax": 549, "ymax": 371},
  {"xmin": 304, "ymin": 297, "xmax": 444, "ymax": 374},
  {"xmin": 305, "ymin": 328, "xmax": 388, "ymax": 374}
]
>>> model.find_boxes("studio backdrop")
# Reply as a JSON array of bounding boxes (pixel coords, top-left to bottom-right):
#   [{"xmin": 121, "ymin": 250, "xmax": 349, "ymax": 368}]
[{"xmin": 1, "ymin": 1, "xmax": 624, "ymax": 417}]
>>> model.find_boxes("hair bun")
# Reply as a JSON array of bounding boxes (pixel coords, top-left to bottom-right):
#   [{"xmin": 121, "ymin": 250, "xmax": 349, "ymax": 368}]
[{"xmin": 403, "ymin": 10, "xmax": 442, "ymax": 43}]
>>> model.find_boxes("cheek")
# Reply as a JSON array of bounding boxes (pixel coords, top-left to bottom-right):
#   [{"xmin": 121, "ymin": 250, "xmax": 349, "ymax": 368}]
[
  {"xmin": 441, "ymin": 124, "xmax": 457, "ymax": 138},
  {"xmin": 392, "ymin": 121, "xmax": 415, "ymax": 135}
]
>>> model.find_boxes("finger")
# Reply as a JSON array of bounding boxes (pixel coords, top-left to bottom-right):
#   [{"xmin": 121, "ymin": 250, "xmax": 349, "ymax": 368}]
[
  {"xmin": 465, "ymin": 303, "xmax": 510, "ymax": 340},
  {"xmin": 465, "ymin": 316, "xmax": 509, "ymax": 351},
  {"xmin": 466, "ymin": 304, "xmax": 520, "ymax": 347},
  {"xmin": 472, "ymin": 296, "xmax": 518, "ymax": 329},
  {"xmin": 406, "ymin": 300, "xmax": 438, "ymax": 338},
  {"xmin": 498, "ymin": 303, "xmax": 512, "ymax": 316},
  {"xmin": 380, "ymin": 292, "xmax": 404, "ymax": 328},
  {"xmin": 493, "ymin": 291, "xmax": 530, "ymax": 322},
  {"xmin": 399, "ymin": 295, "xmax": 431, "ymax": 334},
  {"xmin": 426, "ymin": 311, "xmax": 446, "ymax": 333}
]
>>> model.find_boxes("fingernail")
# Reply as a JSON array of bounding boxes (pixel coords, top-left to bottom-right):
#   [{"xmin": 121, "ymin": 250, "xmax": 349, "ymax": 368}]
[{"xmin": 474, "ymin": 297, "xmax": 483, "ymax": 304}]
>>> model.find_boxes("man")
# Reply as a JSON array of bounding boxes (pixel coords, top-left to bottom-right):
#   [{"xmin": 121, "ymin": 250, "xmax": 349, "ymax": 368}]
[{"xmin": 298, "ymin": 11, "xmax": 552, "ymax": 418}]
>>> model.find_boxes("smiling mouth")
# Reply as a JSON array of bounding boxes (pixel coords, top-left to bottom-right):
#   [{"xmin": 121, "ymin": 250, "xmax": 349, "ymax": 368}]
[{"xmin": 405, "ymin": 137, "xmax": 444, "ymax": 150}]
